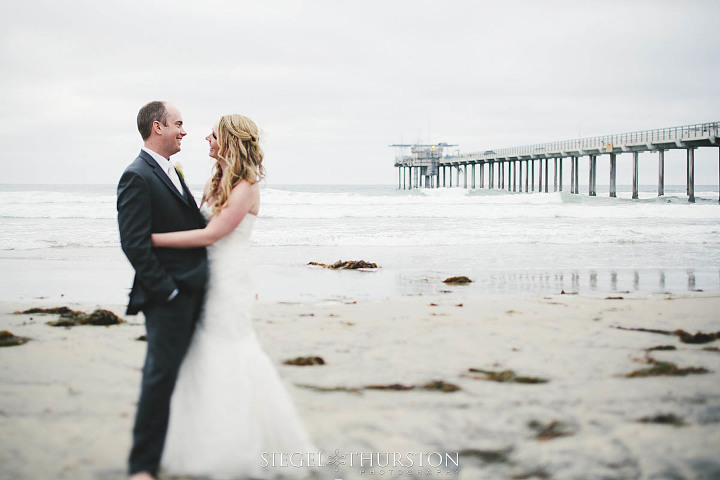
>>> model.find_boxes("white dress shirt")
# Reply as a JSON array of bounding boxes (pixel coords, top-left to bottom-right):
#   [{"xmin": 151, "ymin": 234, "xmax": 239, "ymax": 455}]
[{"xmin": 142, "ymin": 146, "xmax": 183, "ymax": 194}]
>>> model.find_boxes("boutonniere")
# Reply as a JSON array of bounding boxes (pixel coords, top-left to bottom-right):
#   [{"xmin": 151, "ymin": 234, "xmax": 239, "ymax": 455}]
[{"xmin": 173, "ymin": 161, "xmax": 185, "ymax": 179}]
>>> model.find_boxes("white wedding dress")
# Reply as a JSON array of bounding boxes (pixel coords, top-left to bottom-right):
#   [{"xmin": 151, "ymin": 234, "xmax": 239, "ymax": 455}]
[{"xmin": 161, "ymin": 206, "xmax": 317, "ymax": 480}]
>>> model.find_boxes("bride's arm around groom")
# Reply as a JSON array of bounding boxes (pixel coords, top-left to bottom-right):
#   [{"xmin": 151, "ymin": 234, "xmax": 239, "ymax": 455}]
[{"xmin": 152, "ymin": 179, "xmax": 259, "ymax": 248}]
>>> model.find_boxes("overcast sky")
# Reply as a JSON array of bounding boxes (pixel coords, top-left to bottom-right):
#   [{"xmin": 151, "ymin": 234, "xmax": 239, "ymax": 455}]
[{"xmin": 1, "ymin": 0, "xmax": 719, "ymax": 186}]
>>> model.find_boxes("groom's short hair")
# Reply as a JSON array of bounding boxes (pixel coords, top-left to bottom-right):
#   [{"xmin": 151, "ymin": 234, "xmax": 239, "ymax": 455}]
[{"xmin": 137, "ymin": 101, "xmax": 168, "ymax": 140}]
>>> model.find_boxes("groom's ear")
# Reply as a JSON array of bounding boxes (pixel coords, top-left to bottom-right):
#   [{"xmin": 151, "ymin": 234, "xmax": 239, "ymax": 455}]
[{"xmin": 152, "ymin": 121, "xmax": 163, "ymax": 136}]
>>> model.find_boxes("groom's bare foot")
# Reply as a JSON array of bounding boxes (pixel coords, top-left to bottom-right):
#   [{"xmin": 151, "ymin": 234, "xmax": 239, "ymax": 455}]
[{"xmin": 129, "ymin": 472, "xmax": 155, "ymax": 480}]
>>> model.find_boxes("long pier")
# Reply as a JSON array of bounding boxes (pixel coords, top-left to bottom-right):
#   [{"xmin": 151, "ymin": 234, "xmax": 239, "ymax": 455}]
[{"xmin": 392, "ymin": 121, "xmax": 720, "ymax": 202}]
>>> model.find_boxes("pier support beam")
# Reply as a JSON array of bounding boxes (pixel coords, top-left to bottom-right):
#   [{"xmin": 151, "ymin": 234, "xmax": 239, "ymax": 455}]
[
  {"xmin": 553, "ymin": 158, "xmax": 558, "ymax": 192},
  {"xmin": 609, "ymin": 153, "xmax": 617, "ymax": 198},
  {"xmin": 573, "ymin": 157, "xmax": 579, "ymax": 194},
  {"xmin": 512, "ymin": 161, "xmax": 517, "ymax": 192},
  {"xmin": 398, "ymin": 167, "xmax": 402, "ymax": 190},
  {"xmin": 658, "ymin": 150, "xmax": 664, "ymax": 197},
  {"xmin": 471, "ymin": 163, "xmax": 476, "ymax": 189},
  {"xmin": 463, "ymin": 164, "xmax": 467, "ymax": 189},
  {"xmin": 525, "ymin": 160, "xmax": 529, "ymax": 192},
  {"xmin": 479, "ymin": 163, "xmax": 484, "ymax": 188},
  {"xmin": 519, "ymin": 161, "xmax": 523, "ymax": 192},
  {"xmin": 687, "ymin": 148, "xmax": 695, "ymax": 203},
  {"xmin": 456, "ymin": 166, "xmax": 461, "ymax": 188},
  {"xmin": 589, "ymin": 155, "xmax": 597, "ymax": 196},
  {"xmin": 570, "ymin": 157, "xmax": 575, "ymax": 193},
  {"xmin": 559, "ymin": 157, "xmax": 563, "ymax": 192},
  {"xmin": 544, "ymin": 158, "xmax": 549, "ymax": 193},
  {"xmin": 532, "ymin": 159, "xmax": 537, "ymax": 192},
  {"xmin": 632, "ymin": 152, "xmax": 639, "ymax": 199}
]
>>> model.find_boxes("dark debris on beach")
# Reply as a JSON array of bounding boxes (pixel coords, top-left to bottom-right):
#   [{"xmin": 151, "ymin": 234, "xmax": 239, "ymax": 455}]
[
  {"xmin": 466, "ymin": 368, "xmax": 549, "ymax": 384},
  {"xmin": 296, "ymin": 379, "xmax": 461, "ymax": 394},
  {"xmin": 528, "ymin": 419, "xmax": 576, "ymax": 441},
  {"xmin": 308, "ymin": 260, "xmax": 378, "ymax": 270},
  {"xmin": 624, "ymin": 357, "xmax": 710, "ymax": 378},
  {"xmin": 14, "ymin": 307, "xmax": 124, "ymax": 327},
  {"xmin": 283, "ymin": 356, "xmax": 325, "ymax": 366},
  {"xmin": 637, "ymin": 413, "xmax": 686, "ymax": 426},
  {"xmin": 442, "ymin": 276, "xmax": 472, "ymax": 285},
  {"xmin": 615, "ymin": 325, "xmax": 720, "ymax": 344},
  {"xmin": 459, "ymin": 447, "xmax": 513, "ymax": 464},
  {"xmin": 0, "ymin": 330, "xmax": 30, "ymax": 347}
]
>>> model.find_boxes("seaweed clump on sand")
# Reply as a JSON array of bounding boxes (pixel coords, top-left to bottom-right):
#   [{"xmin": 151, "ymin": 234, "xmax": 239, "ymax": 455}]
[
  {"xmin": 466, "ymin": 368, "xmax": 549, "ymax": 384},
  {"xmin": 646, "ymin": 345, "xmax": 676, "ymax": 352},
  {"xmin": 624, "ymin": 357, "xmax": 710, "ymax": 378},
  {"xmin": 528, "ymin": 420, "xmax": 575, "ymax": 441},
  {"xmin": 637, "ymin": 413, "xmax": 686, "ymax": 426},
  {"xmin": 283, "ymin": 356, "xmax": 325, "ymax": 366},
  {"xmin": 297, "ymin": 379, "xmax": 461, "ymax": 394},
  {"xmin": 674, "ymin": 330, "xmax": 720, "ymax": 344},
  {"xmin": 615, "ymin": 326, "xmax": 720, "ymax": 344},
  {"xmin": 366, "ymin": 383, "xmax": 414, "ymax": 391},
  {"xmin": 421, "ymin": 380, "xmax": 461, "ymax": 392},
  {"xmin": 308, "ymin": 260, "xmax": 378, "ymax": 270},
  {"xmin": 365, "ymin": 380, "xmax": 460, "ymax": 392},
  {"xmin": 443, "ymin": 276, "xmax": 472, "ymax": 285},
  {"xmin": 459, "ymin": 447, "xmax": 513, "ymax": 464},
  {"xmin": 16, "ymin": 306, "xmax": 124, "ymax": 327},
  {"xmin": 49, "ymin": 309, "xmax": 124, "ymax": 327},
  {"xmin": 16, "ymin": 307, "xmax": 77, "ymax": 315},
  {"xmin": 0, "ymin": 330, "xmax": 30, "ymax": 347},
  {"xmin": 36, "ymin": 309, "xmax": 123, "ymax": 327}
]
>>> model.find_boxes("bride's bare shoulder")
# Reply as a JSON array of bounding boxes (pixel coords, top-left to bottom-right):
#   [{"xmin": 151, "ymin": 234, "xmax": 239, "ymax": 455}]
[
  {"xmin": 228, "ymin": 180, "xmax": 260, "ymax": 215},
  {"xmin": 230, "ymin": 179, "xmax": 259, "ymax": 196}
]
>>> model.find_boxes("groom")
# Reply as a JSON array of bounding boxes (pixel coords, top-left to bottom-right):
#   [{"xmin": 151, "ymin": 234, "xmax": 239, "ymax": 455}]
[{"xmin": 117, "ymin": 101, "xmax": 208, "ymax": 480}]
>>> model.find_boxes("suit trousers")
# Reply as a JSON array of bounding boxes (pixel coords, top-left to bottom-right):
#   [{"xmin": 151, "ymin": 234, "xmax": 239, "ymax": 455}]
[{"xmin": 128, "ymin": 288, "xmax": 205, "ymax": 477}]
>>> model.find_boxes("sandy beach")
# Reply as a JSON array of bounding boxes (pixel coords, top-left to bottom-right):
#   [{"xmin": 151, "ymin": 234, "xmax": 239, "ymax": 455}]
[{"xmin": 1, "ymin": 292, "xmax": 719, "ymax": 480}]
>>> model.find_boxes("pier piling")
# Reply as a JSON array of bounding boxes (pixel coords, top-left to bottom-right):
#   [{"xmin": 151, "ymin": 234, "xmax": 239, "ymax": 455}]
[
  {"xmin": 687, "ymin": 148, "xmax": 695, "ymax": 203},
  {"xmin": 658, "ymin": 150, "xmax": 664, "ymax": 197},
  {"xmin": 610, "ymin": 153, "xmax": 617, "ymax": 198},
  {"xmin": 559, "ymin": 157, "xmax": 563, "ymax": 192},
  {"xmin": 589, "ymin": 155, "xmax": 597, "ymax": 196},
  {"xmin": 632, "ymin": 152, "xmax": 639, "ymax": 200}
]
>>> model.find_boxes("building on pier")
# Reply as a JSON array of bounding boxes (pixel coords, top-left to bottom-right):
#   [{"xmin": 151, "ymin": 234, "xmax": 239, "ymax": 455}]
[
  {"xmin": 391, "ymin": 143, "xmax": 457, "ymax": 189},
  {"xmin": 392, "ymin": 121, "xmax": 720, "ymax": 203}
]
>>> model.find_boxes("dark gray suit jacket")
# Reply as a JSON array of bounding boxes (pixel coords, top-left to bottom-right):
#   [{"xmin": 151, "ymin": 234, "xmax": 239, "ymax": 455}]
[{"xmin": 117, "ymin": 150, "xmax": 208, "ymax": 314}]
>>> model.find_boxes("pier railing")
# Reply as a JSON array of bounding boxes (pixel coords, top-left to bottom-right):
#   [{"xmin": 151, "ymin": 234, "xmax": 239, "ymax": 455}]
[{"xmin": 455, "ymin": 121, "xmax": 720, "ymax": 162}]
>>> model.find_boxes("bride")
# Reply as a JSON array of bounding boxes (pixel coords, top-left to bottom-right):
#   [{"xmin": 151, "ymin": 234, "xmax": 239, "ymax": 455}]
[{"xmin": 151, "ymin": 114, "xmax": 316, "ymax": 479}]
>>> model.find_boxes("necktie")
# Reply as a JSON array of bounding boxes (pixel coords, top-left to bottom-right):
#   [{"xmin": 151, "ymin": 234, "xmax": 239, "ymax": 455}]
[{"xmin": 167, "ymin": 163, "xmax": 183, "ymax": 194}]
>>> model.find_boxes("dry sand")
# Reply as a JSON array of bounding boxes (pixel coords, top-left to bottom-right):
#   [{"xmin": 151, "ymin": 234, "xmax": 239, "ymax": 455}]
[{"xmin": 1, "ymin": 292, "xmax": 719, "ymax": 479}]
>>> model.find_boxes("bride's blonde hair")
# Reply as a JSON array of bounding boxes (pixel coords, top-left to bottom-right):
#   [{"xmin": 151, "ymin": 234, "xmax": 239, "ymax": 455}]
[{"xmin": 209, "ymin": 114, "xmax": 265, "ymax": 215}]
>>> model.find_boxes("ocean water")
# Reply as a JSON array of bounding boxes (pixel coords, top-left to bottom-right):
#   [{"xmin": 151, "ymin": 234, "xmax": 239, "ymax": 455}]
[{"xmin": 1, "ymin": 184, "xmax": 719, "ymax": 304}]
